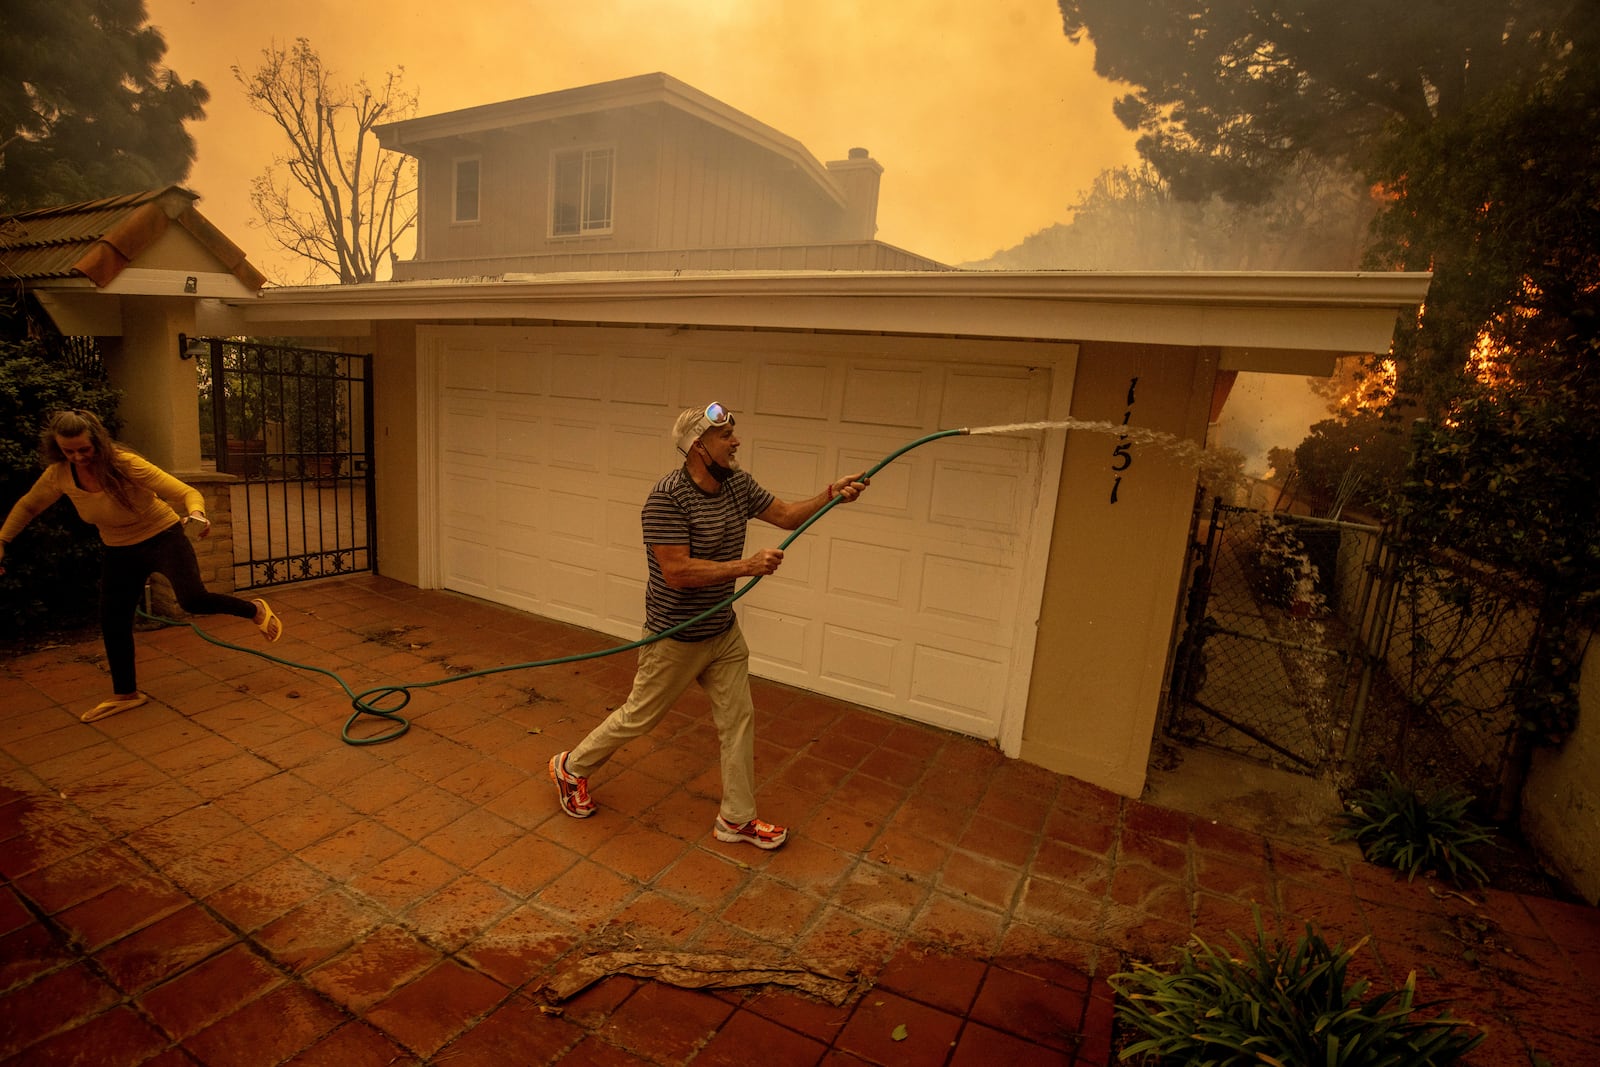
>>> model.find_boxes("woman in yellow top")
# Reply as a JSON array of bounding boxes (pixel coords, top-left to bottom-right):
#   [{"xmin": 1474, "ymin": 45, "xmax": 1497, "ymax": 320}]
[{"xmin": 0, "ymin": 410, "xmax": 283, "ymax": 722}]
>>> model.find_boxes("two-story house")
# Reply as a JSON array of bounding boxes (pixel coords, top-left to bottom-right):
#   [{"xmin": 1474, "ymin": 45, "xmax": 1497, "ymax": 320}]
[{"xmin": 375, "ymin": 72, "xmax": 945, "ymax": 278}]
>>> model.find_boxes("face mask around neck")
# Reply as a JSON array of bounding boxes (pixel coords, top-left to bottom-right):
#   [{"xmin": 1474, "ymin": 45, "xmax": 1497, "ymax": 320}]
[{"xmin": 697, "ymin": 442, "xmax": 737, "ymax": 483}]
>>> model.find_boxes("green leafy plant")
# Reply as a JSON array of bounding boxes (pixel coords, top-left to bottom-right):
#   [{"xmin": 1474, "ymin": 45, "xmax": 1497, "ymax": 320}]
[
  {"xmin": 1111, "ymin": 912, "xmax": 1484, "ymax": 1065},
  {"xmin": 0, "ymin": 335, "xmax": 122, "ymax": 642},
  {"xmin": 1336, "ymin": 772, "xmax": 1496, "ymax": 887}
]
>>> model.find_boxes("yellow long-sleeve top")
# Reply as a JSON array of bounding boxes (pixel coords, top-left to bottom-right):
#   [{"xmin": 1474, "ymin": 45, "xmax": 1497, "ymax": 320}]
[{"xmin": 0, "ymin": 451, "xmax": 203, "ymax": 548}]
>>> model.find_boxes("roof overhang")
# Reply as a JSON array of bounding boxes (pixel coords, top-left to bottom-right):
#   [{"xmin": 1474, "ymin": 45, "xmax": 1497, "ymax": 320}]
[{"xmin": 198, "ymin": 270, "xmax": 1432, "ymax": 371}]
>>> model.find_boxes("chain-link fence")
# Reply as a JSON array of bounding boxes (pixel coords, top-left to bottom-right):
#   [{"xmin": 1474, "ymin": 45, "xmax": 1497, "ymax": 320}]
[
  {"xmin": 1167, "ymin": 503, "xmax": 1384, "ymax": 773},
  {"xmin": 1167, "ymin": 500, "xmax": 1544, "ymax": 800},
  {"xmin": 1347, "ymin": 551, "xmax": 1538, "ymax": 799}
]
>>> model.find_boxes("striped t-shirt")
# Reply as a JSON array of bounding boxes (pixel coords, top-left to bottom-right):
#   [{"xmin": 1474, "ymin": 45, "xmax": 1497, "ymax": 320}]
[{"xmin": 642, "ymin": 467, "xmax": 774, "ymax": 641}]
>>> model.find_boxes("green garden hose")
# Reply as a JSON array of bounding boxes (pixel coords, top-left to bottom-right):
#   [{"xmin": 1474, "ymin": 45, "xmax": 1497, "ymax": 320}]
[{"xmin": 145, "ymin": 427, "xmax": 969, "ymax": 745}]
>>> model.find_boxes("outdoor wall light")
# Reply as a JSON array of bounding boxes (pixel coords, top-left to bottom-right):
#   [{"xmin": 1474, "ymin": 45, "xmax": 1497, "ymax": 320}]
[{"xmin": 177, "ymin": 333, "xmax": 209, "ymax": 361}]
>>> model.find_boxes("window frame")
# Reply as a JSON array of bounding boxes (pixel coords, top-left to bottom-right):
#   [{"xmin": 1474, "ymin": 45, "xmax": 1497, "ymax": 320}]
[
  {"xmin": 549, "ymin": 145, "xmax": 615, "ymax": 238},
  {"xmin": 452, "ymin": 157, "xmax": 481, "ymax": 224}
]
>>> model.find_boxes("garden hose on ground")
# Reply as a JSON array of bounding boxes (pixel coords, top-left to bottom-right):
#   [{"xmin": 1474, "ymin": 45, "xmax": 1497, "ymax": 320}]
[{"xmin": 141, "ymin": 428, "xmax": 971, "ymax": 746}]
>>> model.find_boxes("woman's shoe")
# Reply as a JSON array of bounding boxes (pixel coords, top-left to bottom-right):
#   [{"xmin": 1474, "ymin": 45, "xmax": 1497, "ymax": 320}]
[{"xmin": 81, "ymin": 693, "xmax": 148, "ymax": 722}]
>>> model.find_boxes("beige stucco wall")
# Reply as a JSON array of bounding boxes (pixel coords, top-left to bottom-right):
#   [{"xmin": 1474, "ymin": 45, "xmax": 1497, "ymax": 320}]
[
  {"xmin": 100, "ymin": 295, "xmax": 201, "ymax": 471},
  {"xmin": 370, "ymin": 320, "xmax": 422, "ymax": 586},
  {"xmin": 1021, "ymin": 342, "xmax": 1218, "ymax": 797},
  {"xmin": 1524, "ymin": 632, "xmax": 1600, "ymax": 904}
]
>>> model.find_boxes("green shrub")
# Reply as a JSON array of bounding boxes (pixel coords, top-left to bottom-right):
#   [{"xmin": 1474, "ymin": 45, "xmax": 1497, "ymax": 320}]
[
  {"xmin": 1336, "ymin": 771, "xmax": 1495, "ymax": 887},
  {"xmin": 0, "ymin": 341, "xmax": 122, "ymax": 643},
  {"xmin": 1111, "ymin": 912, "xmax": 1484, "ymax": 1065}
]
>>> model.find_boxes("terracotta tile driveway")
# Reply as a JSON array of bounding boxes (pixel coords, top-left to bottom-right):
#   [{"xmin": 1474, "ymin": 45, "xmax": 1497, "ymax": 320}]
[{"xmin": 2, "ymin": 575, "xmax": 1596, "ymax": 1065}]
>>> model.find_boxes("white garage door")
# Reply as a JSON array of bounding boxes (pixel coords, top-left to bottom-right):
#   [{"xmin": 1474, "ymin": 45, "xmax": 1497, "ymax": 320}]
[{"xmin": 421, "ymin": 325, "xmax": 1070, "ymax": 745}]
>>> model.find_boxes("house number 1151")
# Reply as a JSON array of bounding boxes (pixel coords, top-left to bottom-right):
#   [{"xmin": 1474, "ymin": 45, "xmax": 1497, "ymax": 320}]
[{"xmin": 1110, "ymin": 376, "xmax": 1138, "ymax": 504}]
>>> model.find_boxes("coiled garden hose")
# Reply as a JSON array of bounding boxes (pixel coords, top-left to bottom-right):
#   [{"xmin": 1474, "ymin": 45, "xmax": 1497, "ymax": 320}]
[{"xmin": 143, "ymin": 427, "xmax": 970, "ymax": 745}]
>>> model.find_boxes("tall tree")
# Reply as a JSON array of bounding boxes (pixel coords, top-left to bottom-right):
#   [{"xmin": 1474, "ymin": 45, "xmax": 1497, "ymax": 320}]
[
  {"xmin": 0, "ymin": 0, "xmax": 208, "ymax": 213},
  {"xmin": 234, "ymin": 39, "xmax": 418, "ymax": 284},
  {"xmin": 1058, "ymin": 1, "xmax": 1583, "ymax": 205}
]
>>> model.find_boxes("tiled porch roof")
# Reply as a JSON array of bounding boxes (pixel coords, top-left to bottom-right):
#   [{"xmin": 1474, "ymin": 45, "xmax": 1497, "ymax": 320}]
[{"xmin": 0, "ymin": 186, "xmax": 266, "ymax": 290}]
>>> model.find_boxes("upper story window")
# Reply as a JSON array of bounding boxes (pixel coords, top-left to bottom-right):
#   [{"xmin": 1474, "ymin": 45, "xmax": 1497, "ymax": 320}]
[
  {"xmin": 551, "ymin": 147, "xmax": 613, "ymax": 236},
  {"xmin": 453, "ymin": 158, "xmax": 480, "ymax": 223}
]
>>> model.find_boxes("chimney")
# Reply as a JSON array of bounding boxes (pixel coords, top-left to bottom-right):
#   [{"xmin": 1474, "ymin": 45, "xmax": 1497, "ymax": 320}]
[{"xmin": 825, "ymin": 147, "xmax": 882, "ymax": 241}]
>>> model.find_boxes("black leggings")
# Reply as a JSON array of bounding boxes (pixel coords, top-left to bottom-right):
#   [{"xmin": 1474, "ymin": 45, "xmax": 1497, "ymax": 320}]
[{"xmin": 101, "ymin": 524, "xmax": 255, "ymax": 693}]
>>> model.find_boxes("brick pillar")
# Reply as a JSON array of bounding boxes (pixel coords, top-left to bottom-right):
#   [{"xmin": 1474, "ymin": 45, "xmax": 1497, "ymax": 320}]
[{"xmin": 143, "ymin": 471, "xmax": 242, "ymax": 618}]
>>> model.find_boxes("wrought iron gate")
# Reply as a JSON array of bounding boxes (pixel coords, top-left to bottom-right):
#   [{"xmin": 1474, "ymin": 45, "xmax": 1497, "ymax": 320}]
[
  {"xmin": 1164, "ymin": 499, "xmax": 1388, "ymax": 772},
  {"xmin": 194, "ymin": 336, "xmax": 376, "ymax": 589}
]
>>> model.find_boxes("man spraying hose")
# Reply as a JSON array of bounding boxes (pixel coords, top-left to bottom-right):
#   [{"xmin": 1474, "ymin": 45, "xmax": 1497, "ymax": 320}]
[{"xmin": 549, "ymin": 402, "xmax": 869, "ymax": 849}]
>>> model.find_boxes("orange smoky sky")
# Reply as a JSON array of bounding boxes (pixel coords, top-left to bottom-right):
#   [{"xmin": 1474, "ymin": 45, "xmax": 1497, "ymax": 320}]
[{"xmin": 143, "ymin": 0, "xmax": 1142, "ymax": 282}]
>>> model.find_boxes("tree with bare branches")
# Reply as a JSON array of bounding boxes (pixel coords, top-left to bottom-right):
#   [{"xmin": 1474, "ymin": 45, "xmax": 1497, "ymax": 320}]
[{"xmin": 234, "ymin": 39, "xmax": 417, "ymax": 284}]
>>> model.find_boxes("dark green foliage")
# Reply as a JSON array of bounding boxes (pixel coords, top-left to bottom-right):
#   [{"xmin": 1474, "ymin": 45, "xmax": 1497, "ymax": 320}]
[
  {"xmin": 1058, "ymin": 1, "xmax": 1578, "ymax": 205},
  {"xmin": 1336, "ymin": 772, "xmax": 1496, "ymax": 887},
  {"xmin": 1290, "ymin": 414, "xmax": 1409, "ymax": 519},
  {"xmin": 0, "ymin": 0, "xmax": 208, "ymax": 213},
  {"xmin": 1111, "ymin": 911, "xmax": 1485, "ymax": 1065},
  {"xmin": 0, "ymin": 337, "xmax": 122, "ymax": 642}
]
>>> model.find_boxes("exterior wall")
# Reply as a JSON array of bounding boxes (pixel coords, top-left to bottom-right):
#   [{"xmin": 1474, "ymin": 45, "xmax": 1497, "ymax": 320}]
[
  {"xmin": 371, "ymin": 320, "xmax": 422, "ymax": 587},
  {"xmin": 100, "ymin": 295, "xmax": 202, "ymax": 472},
  {"xmin": 1524, "ymin": 632, "xmax": 1600, "ymax": 904},
  {"xmin": 410, "ymin": 108, "xmax": 841, "ymax": 270},
  {"xmin": 1021, "ymin": 342, "xmax": 1218, "ymax": 797}
]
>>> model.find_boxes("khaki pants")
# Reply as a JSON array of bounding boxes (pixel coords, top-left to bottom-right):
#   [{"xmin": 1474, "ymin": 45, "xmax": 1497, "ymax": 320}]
[{"xmin": 567, "ymin": 623, "xmax": 758, "ymax": 825}]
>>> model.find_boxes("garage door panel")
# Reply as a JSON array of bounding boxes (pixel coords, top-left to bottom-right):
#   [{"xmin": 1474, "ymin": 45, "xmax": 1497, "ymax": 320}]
[
  {"xmin": 545, "ymin": 418, "xmax": 603, "ymax": 473},
  {"xmin": 443, "ymin": 348, "xmax": 494, "ymax": 391},
  {"xmin": 842, "ymin": 365, "xmax": 927, "ymax": 429},
  {"xmin": 684, "ymin": 356, "xmax": 750, "ymax": 408},
  {"xmin": 442, "ymin": 472, "xmax": 492, "ymax": 527},
  {"xmin": 755, "ymin": 361, "xmax": 830, "ymax": 418},
  {"xmin": 494, "ymin": 549, "xmax": 542, "ymax": 603},
  {"xmin": 749, "ymin": 440, "xmax": 825, "ymax": 501},
  {"xmin": 929, "ymin": 459, "xmax": 1028, "ymax": 534},
  {"xmin": 834, "ymin": 451, "xmax": 915, "ymax": 517},
  {"xmin": 494, "ymin": 480, "xmax": 542, "ymax": 532},
  {"xmin": 743, "ymin": 605, "xmax": 810, "ymax": 672},
  {"xmin": 908, "ymin": 641, "xmax": 1008, "ymax": 731},
  {"xmin": 543, "ymin": 488, "xmax": 602, "ymax": 545},
  {"xmin": 827, "ymin": 539, "xmax": 908, "ymax": 605},
  {"xmin": 609, "ymin": 352, "xmax": 671, "ymax": 404},
  {"xmin": 918, "ymin": 554, "xmax": 1012, "ymax": 625},
  {"xmin": 442, "ymin": 404, "xmax": 493, "ymax": 460},
  {"xmin": 818, "ymin": 623, "xmax": 900, "ymax": 698},
  {"xmin": 609, "ymin": 423, "xmax": 670, "ymax": 479},
  {"xmin": 602, "ymin": 574, "xmax": 646, "ymax": 634},
  {"xmin": 443, "ymin": 537, "xmax": 492, "ymax": 594},
  {"xmin": 493, "ymin": 412, "xmax": 542, "ymax": 462},
  {"xmin": 495, "ymin": 345, "xmax": 548, "ymax": 395},
  {"xmin": 545, "ymin": 560, "xmax": 603, "ymax": 616},
  {"xmin": 745, "ymin": 525, "xmax": 817, "ymax": 586},
  {"xmin": 939, "ymin": 365, "xmax": 1052, "ymax": 428},
  {"xmin": 549, "ymin": 350, "xmax": 606, "ymax": 400}
]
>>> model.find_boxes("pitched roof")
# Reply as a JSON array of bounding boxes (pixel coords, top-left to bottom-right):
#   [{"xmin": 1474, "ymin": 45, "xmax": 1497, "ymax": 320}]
[{"xmin": 0, "ymin": 186, "xmax": 266, "ymax": 290}]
